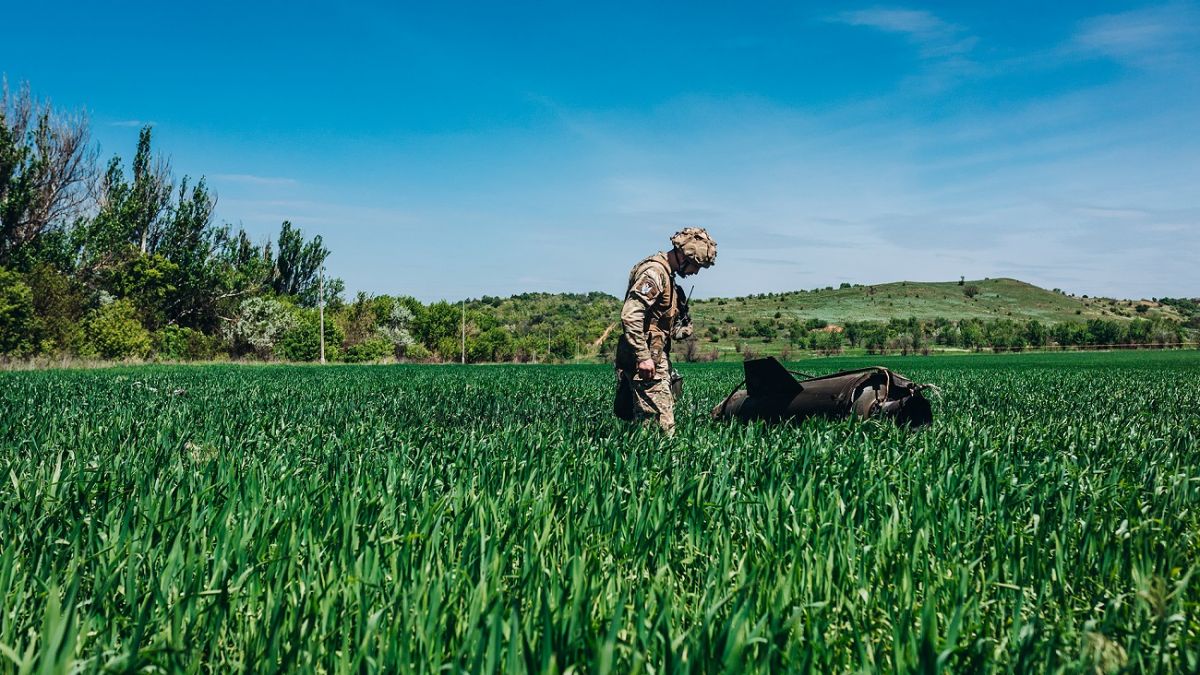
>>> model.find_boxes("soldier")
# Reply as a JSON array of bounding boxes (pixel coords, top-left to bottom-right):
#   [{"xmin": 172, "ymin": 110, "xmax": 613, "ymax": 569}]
[{"xmin": 614, "ymin": 227, "xmax": 717, "ymax": 435}]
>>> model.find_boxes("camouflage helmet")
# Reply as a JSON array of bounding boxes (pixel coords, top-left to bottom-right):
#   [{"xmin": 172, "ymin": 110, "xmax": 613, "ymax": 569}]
[{"xmin": 670, "ymin": 227, "xmax": 717, "ymax": 268}]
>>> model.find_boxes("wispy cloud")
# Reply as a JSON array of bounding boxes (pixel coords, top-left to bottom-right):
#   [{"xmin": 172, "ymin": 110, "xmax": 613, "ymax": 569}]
[
  {"xmin": 220, "ymin": 197, "xmax": 418, "ymax": 230},
  {"xmin": 110, "ymin": 119, "xmax": 154, "ymax": 127},
  {"xmin": 1072, "ymin": 4, "xmax": 1200, "ymax": 68},
  {"xmin": 739, "ymin": 257, "xmax": 807, "ymax": 268},
  {"xmin": 213, "ymin": 173, "xmax": 298, "ymax": 186},
  {"xmin": 829, "ymin": 8, "xmax": 976, "ymax": 58}
]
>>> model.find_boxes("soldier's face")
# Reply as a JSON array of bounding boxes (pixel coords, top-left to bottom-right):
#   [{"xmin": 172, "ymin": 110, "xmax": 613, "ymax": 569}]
[{"xmin": 679, "ymin": 260, "xmax": 701, "ymax": 277}]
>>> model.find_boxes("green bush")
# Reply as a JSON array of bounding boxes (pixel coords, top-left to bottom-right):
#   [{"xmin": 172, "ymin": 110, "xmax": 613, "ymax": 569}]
[
  {"xmin": 277, "ymin": 312, "xmax": 344, "ymax": 362},
  {"xmin": 343, "ymin": 336, "xmax": 394, "ymax": 363},
  {"xmin": 84, "ymin": 299, "xmax": 152, "ymax": 359},
  {"xmin": 24, "ymin": 264, "xmax": 86, "ymax": 355},
  {"xmin": 0, "ymin": 268, "xmax": 36, "ymax": 356},
  {"xmin": 468, "ymin": 327, "xmax": 515, "ymax": 363},
  {"xmin": 435, "ymin": 336, "xmax": 461, "ymax": 362},
  {"xmin": 227, "ymin": 297, "xmax": 298, "ymax": 359},
  {"xmin": 154, "ymin": 325, "xmax": 218, "ymax": 361},
  {"xmin": 403, "ymin": 342, "xmax": 432, "ymax": 361}
]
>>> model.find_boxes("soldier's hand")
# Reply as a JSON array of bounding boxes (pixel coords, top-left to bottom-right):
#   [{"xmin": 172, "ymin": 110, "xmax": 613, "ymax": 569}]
[{"xmin": 637, "ymin": 359, "xmax": 656, "ymax": 380}]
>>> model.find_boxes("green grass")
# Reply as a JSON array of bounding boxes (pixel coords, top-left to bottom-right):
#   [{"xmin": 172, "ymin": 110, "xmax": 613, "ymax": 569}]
[{"xmin": 1, "ymin": 351, "xmax": 1198, "ymax": 672}]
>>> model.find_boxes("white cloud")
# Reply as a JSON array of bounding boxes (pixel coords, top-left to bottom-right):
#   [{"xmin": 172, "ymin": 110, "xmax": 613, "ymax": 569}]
[
  {"xmin": 213, "ymin": 173, "xmax": 298, "ymax": 186},
  {"xmin": 1072, "ymin": 4, "xmax": 1200, "ymax": 67},
  {"xmin": 829, "ymin": 8, "xmax": 975, "ymax": 57},
  {"xmin": 110, "ymin": 119, "xmax": 154, "ymax": 127},
  {"xmin": 834, "ymin": 8, "xmax": 951, "ymax": 35}
]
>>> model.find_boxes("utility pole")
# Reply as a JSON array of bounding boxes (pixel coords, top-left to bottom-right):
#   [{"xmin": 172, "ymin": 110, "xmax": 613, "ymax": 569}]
[
  {"xmin": 461, "ymin": 299, "xmax": 466, "ymax": 365},
  {"xmin": 318, "ymin": 268, "xmax": 326, "ymax": 364}
]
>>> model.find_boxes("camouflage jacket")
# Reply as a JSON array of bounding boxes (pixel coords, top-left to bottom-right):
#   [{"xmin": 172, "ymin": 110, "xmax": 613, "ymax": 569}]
[{"xmin": 618, "ymin": 253, "xmax": 691, "ymax": 366}]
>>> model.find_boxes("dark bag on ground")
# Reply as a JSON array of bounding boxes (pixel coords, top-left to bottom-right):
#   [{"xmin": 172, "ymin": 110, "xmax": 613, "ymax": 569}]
[{"xmin": 712, "ymin": 357, "xmax": 933, "ymax": 427}]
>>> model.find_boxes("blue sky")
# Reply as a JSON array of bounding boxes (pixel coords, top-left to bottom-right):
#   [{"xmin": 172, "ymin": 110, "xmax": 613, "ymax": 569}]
[{"xmin": 3, "ymin": 1, "xmax": 1198, "ymax": 301}]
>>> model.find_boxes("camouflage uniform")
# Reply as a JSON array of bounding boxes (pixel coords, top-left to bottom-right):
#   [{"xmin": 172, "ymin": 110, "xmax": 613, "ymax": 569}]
[
  {"xmin": 615, "ymin": 253, "xmax": 683, "ymax": 434},
  {"xmin": 614, "ymin": 228, "xmax": 716, "ymax": 435}
]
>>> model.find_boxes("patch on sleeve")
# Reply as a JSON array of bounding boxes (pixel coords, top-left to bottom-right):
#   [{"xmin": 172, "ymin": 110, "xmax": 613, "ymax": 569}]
[{"xmin": 629, "ymin": 272, "xmax": 662, "ymax": 304}]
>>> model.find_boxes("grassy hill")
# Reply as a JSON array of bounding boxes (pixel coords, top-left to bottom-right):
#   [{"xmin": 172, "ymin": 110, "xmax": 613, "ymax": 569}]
[
  {"xmin": 689, "ymin": 278, "xmax": 1186, "ymax": 326},
  {"xmin": 453, "ymin": 279, "xmax": 1192, "ymax": 362}
]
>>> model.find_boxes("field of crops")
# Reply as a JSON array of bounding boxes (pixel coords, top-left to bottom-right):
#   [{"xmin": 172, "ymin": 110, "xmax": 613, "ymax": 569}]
[{"xmin": 1, "ymin": 351, "xmax": 1198, "ymax": 672}]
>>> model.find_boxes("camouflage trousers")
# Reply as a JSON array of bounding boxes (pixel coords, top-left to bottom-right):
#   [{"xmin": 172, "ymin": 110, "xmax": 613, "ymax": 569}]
[{"xmin": 614, "ymin": 358, "xmax": 676, "ymax": 436}]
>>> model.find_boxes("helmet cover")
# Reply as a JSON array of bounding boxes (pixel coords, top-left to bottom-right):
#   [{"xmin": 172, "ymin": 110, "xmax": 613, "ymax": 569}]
[{"xmin": 670, "ymin": 227, "xmax": 717, "ymax": 267}]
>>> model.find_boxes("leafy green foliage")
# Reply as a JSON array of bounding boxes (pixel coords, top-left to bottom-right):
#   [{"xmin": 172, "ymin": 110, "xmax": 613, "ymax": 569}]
[
  {"xmin": 96, "ymin": 247, "xmax": 178, "ymax": 329},
  {"xmin": 276, "ymin": 309, "xmax": 343, "ymax": 362},
  {"xmin": 342, "ymin": 336, "xmax": 394, "ymax": 363},
  {"xmin": 270, "ymin": 220, "xmax": 331, "ymax": 307},
  {"xmin": 0, "ymin": 266, "xmax": 35, "ymax": 355},
  {"xmin": 82, "ymin": 298, "xmax": 151, "ymax": 359},
  {"xmin": 77, "ymin": 128, "xmax": 173, "ymax": 267},
  {"xmin": 225, "ymin": 296, "xmax": 297, "ymax": 359},
  {"xmin": 0, "ymin": 351, "xmax": 1196, "ymax": 670},
  {"xmin": 0, "ymin": 83, "xmax": 94, "ymax": 270},
  {"xmin": 153, "ymin": 325, "xmax": 218, "ymax": 361},
  {"xmin": 23, "ymin": 262, "xmax": 85, "ymax": 354}
]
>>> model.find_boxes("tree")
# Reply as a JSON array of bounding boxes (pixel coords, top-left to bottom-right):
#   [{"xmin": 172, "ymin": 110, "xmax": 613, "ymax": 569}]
[
  {"xmin": 960, "ymin": 319, "xmax": 984, "ymax": 351},
  {"xmin": 548, "ymin": 332, "xmax": 576, "ymax": 360},
  {"xmin": 749, "ymin": 318, "xmax": 776, "ymax": 340},
  {"xmin": 414, "ymin": 301, "xmax": 460, "ymax": 354},
  {"xmin": 128, "ymin": 127, "xmax": 173, "ymax": 255},
  {"xmin": 1086, "ymin": 319, "xmax": 1123, "ymax": 346},
  {"xmin": 963, "ymin": 285, "xmax": 980, "ymax": 299},
  {"xmin": 811, "ymin": 330, "xmax": 844, "ymax": 355},
  {"xmin": 470, "ymin": 327, "xmax": 515, "ymax": 362},
  {"xmin": 210, "ymin": 226, "xmax": 274, "ymax": 322},
  {"xmin": 1127, "ymin": 318, "xmax": 1152, "ymax": 345},
  {"xmin": 78, "ymin": 127, "xmax": 172, "ymax": 270},
  {"xmin": 98, "ymin": 250, "xmax": 178, "ymax": 329},
  {"xmin": 340, "ymin": 292, "xmax": 378, "ymax": 347},
  {"xmin": 1051, "ymin": 322, "xmax": 1087, "ymax": 347},
  {"xmin": 24, "ymin": 262, "xmax": 85, "ymax": 354},
  {"xmin": 0, "ymin": 81, "xmax": 97, "ymax": 269},
  {"xmin": 277, "ymin": 310, "xmax": 343, "ymax": 361},
  {"xmin": 156, "ymin": 177, "xmax": 223, "ymax": 329},
  {"xmin": 375, "ymin": 296, "xmax": 416, "ymax": 356},
  {"xmin": 225, "ymin": 296, "xmax": 297, "ymax": 359},
  {"xmin": 0, "ymin": 267, "xmax": 36, "ymax": 355},
  {"xmin": 1024, "ymin": 320, "xmax": 1047, "ymax": 348},
  {"xmin": 270, "ymin": 221, "xmax": 331, "ymax": 307}
]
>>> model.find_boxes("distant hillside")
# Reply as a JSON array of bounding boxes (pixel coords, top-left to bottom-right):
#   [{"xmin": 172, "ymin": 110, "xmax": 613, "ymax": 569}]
[
  {"xmin": 540, "ymin": 278, "xmax": 1191, "ymax": 360},
  {"xmin": 690, "ymin": 278, "xmax": 1187, "ymax": 326}
]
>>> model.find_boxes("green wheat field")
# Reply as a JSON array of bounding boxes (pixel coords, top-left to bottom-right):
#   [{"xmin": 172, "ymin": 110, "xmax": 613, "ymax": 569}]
[{"xmin": 2, "ymin": 351, "xmax": 1198, "ymax": 673}]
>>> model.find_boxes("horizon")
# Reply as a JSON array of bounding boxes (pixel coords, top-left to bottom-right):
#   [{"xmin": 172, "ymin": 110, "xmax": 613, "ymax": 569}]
[
  {"xmin": 3, "ymin": 1, "xmax": 1197, "ymax": 302},
  {"xmin": 419, "ymin": 276, "xmax": 1178, "ymax": 305}
]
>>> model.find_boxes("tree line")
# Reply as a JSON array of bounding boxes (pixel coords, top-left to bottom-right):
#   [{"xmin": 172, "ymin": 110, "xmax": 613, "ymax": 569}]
[{"xmin": 691, "ymin": 315, "xmax": 1192, "ymax": 358}]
